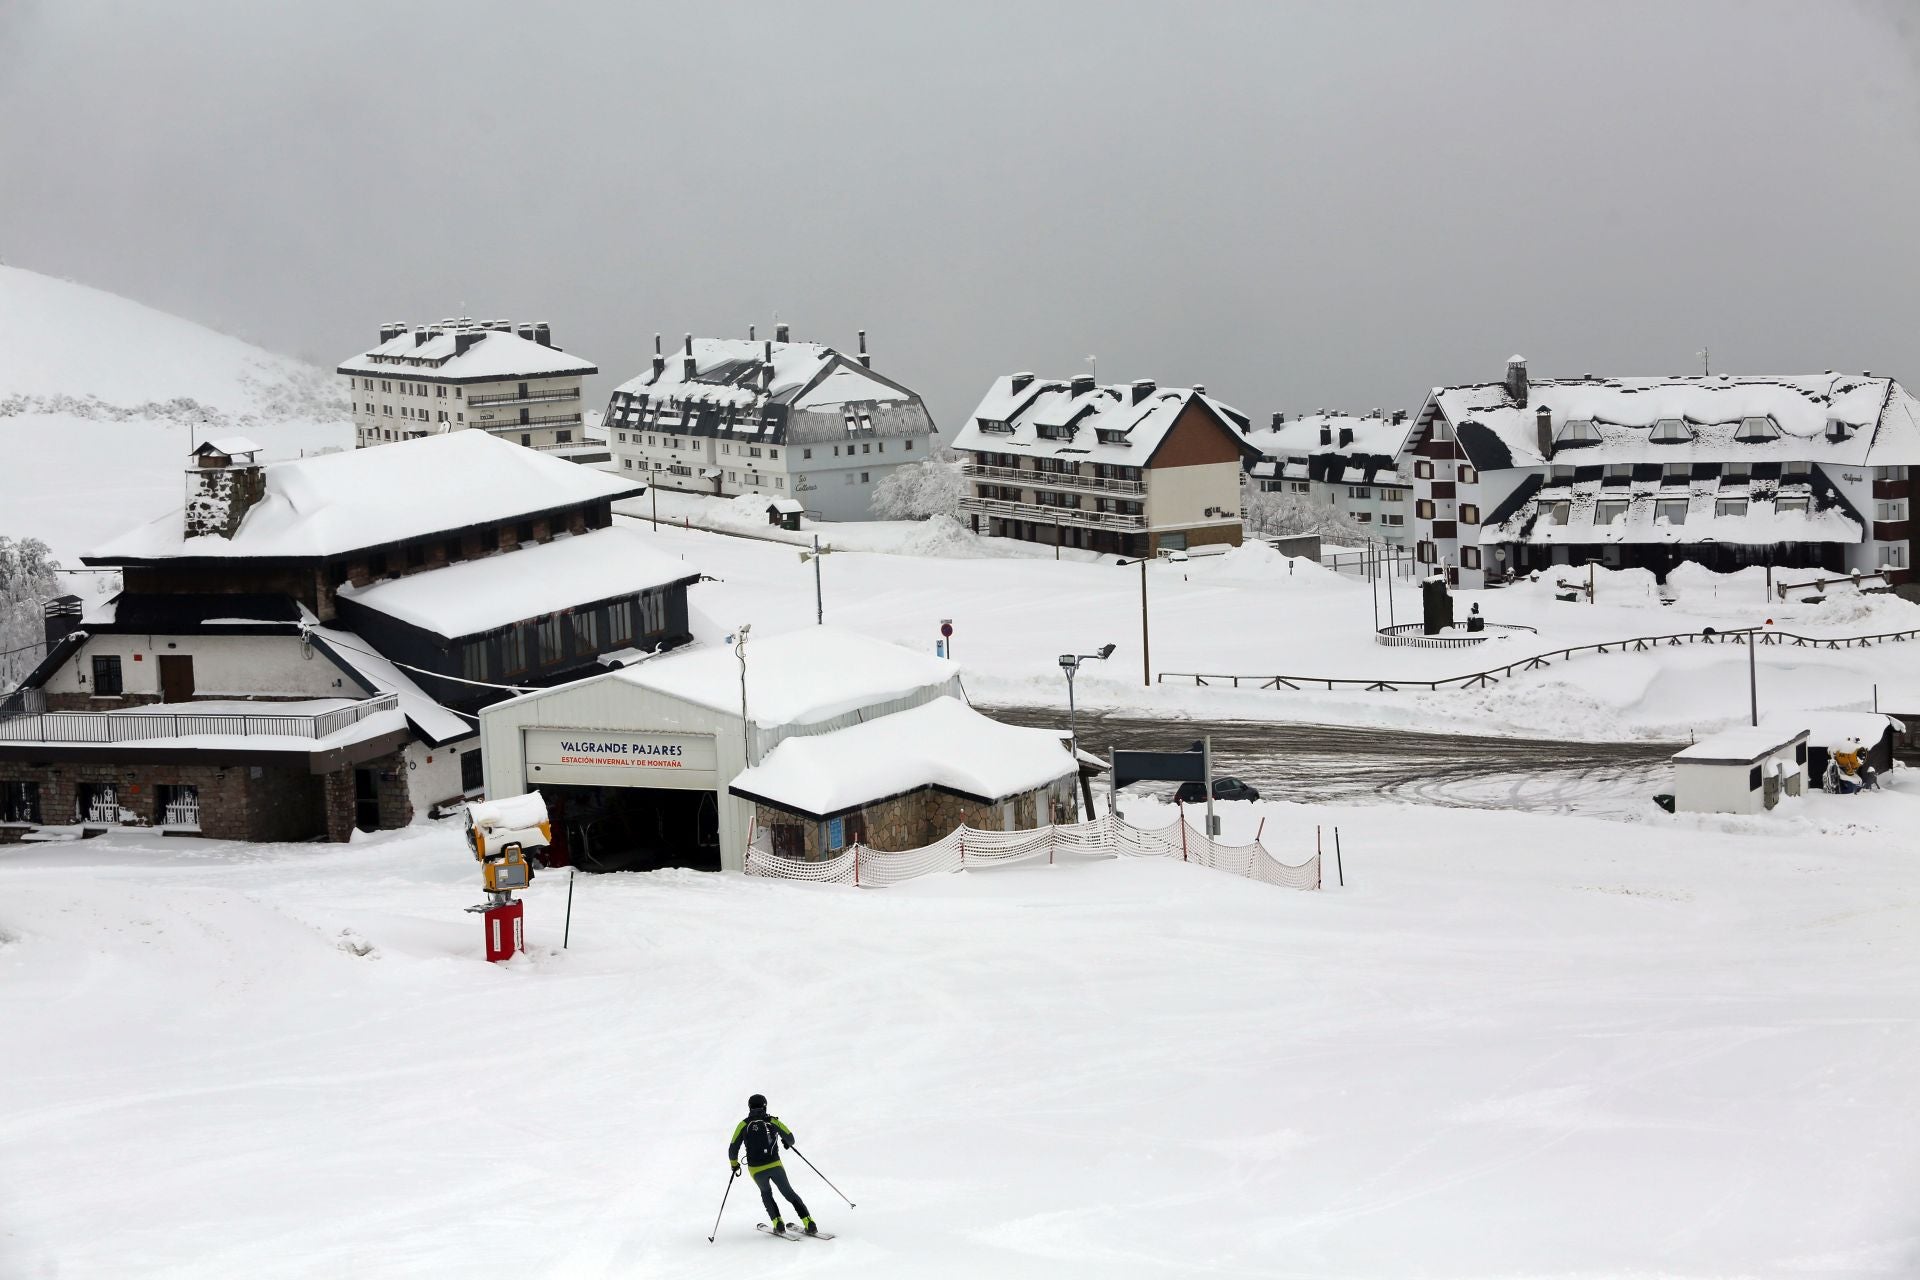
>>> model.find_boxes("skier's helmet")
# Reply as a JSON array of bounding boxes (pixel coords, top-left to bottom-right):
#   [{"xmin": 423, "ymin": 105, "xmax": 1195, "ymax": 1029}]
[{"xmin": 748, "ymin": 1093, "xmax": 768, "ymax": 1109}]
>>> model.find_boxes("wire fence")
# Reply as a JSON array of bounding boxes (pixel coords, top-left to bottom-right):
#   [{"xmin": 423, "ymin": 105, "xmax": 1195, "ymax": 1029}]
[{"xmin": 744, "ymin": 812, "xmax": 1322, "ymax": 891}]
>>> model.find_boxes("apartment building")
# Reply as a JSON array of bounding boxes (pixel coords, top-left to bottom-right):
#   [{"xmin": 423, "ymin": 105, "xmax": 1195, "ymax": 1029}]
[
  {"xmin": 1244, "ymin": 410, "xmax": 1416, "ymax": 545},
  {"xmin": 603, "ymin": 327, "xmax": 937, "ymax": 521},
  {"xmin": 1408, "ymin": 356, "xmax": 1920, "ymax": 588},
  {"xmin": 339, "ymin": 320, "xmax": 597, "ymax": 451},
  {"xmin": 951, "ymin": 373, "xmax": 1259, "ymax": 556}
]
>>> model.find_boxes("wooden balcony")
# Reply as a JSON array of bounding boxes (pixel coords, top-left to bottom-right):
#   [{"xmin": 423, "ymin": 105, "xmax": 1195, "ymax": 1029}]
[
  {"xmin": 959, "ymin": 494, "xmax": 1146, "ymax": 531},
  {"xmin": 962, "ymin": 462, "xmax": 1145, "ymax": 496}
]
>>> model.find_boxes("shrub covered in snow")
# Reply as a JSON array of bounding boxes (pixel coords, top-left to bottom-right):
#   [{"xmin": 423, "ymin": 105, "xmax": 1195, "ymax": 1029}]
[
  {"xmin": 1243, "ymin": 486, "xmax": 1371, "ymax": 542},
  {"xmin": 871, "ymin": 459, "xmax": 965, "ymax": 521},
  {"xmin": 0, "ymin": 536, "xmax": 59, "ymax": 687}
]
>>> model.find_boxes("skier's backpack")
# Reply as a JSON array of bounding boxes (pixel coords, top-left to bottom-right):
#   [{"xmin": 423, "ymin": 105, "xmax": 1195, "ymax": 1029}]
[{"xmin": 743, "ymin": 1115, "xmax": 782, "ymax": 1166}]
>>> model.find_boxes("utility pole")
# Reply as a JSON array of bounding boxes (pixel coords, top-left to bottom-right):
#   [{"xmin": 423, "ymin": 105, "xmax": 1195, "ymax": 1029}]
[
  {"xmin": 1138, "ymin": 556, "xmax": 1150, "ymax": 685},
  {"xmin": 1748, "ymin": 625, "xmax": 1759, "ymax": 727},
  {"xmin": 812, "ymin": 534, "xmax": 823, "ymax": 624}
]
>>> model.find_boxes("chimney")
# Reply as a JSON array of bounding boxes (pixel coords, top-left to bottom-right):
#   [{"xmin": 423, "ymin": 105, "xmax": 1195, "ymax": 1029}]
[
  {"xmin": 378, "ymin": 323, "xmax": 400, "ymax": 343},
  {"xmin": 1271, "ymin": 412, "xmax": 1285, "ymax": 428},
  {"xmin": 775, "ymin": 323, "xmax": 790, "ymax": 343},
  {"xmin": 651, "ymin": 333, "xmax": 665, "ymax": 380},
  {"xmin": 1070, "ymin": 374, "xmax": 1094, "ymax": 396},
  {"xmin": 762, "ymin": 341, "xmax": 775, "ymax": 390},
  {"xmin": 1506, "ymin": 355, "xmax": 1529, "ymax": 408},
  {"xmin": 1193, "ymin": 384, "xmax": 1205, "ymax": 395},
  {"xmin": 454, "ymin": 331, "xmax": 482, "ymax": 357},
  {"xmin": 184, "ymin": 448, "xmax": 267, "ymax": 540},
  {"xmin": 1338, "ymin": 427, "xmax": 1354, "ymax": 447},
  {"xmin": 516, "ymin": 324, "xmax": 536, "ymax": 342},
  {"xmin": 534, "ymin": 322, "xmax": 551, "ymax": 348},
  {"xmin": 1010, "ymin": 372, "xmax": 1035, "ymax": 394},
  {"xmin": 42, "ymin": 595, "xmax": 83, "ymax": 651},
  {"xmin": 1371, "ymin": 407, "xmax": 1382, "ymax": 418},
  {"xmin": 1392, "ymin": 410, "xmax": 1406, "ymax": 424},
  {"xmin": 749, "ymin": 324, "xmax": 756, "ymax": 341},
  {"xmin": 1130, "ymin": 378, "xmax": 1156, "ymax": 403},
  {"xmin": 682, "ymin": 333, "xmax": 696, "ymax": 381},
  {"xmin": 857, "ymin": 329, "xmax": 870, "ymax": 369},
  {"xmin": 413, "ymin": 328, "xmax": 431, "ymax": 347},
  {"xmin": 1535, "ymin": 405, "xmax": 1553, "ymax": 461},
  {"xmin": 1319, "ymin": 425, "xmax": 1333, "ymax": 446}
]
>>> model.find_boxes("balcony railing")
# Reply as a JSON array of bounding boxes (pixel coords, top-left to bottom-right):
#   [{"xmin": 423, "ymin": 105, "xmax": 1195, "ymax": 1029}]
[
  {"xmin": 478, "ymin": 414, "xmax": 584, "ymax": 431},
  {"xmin": 963, "ymin": 462, "xmax": 1145, "ymax": 495},
  {"xmin": 0, "ymin": 693, "xmax": 401, "ymax": 746},
  {"xmin": 467, "ymin": 388, "xmax": 582, "ymax": 408},
  {"xmin": 959, "ymin": 495, "xmax": 1147, "ymax": 531}
]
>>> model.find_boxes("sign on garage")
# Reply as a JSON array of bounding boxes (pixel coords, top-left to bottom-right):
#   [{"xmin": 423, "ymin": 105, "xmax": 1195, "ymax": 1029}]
[{"xmin": 524, "ymin": 728, "xmax": 720, "ymax": 789}]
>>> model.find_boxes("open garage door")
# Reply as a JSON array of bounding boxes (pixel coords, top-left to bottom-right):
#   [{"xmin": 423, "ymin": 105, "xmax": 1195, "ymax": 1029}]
[{"xmin": 522, "ymin": 727, "xmax": 723, "ymax": 872}]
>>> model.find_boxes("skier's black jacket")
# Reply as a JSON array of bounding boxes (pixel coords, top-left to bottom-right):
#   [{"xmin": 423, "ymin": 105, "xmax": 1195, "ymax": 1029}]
[{"xmin": 729, "ymin": 1107, "xmax": 795, "ymax": 1173}]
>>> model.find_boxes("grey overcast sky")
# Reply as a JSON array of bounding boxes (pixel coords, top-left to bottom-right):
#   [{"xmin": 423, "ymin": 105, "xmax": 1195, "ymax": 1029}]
[{"xmin": 3, "ymin": 0, "xmax": 1919, "ymax": 429}]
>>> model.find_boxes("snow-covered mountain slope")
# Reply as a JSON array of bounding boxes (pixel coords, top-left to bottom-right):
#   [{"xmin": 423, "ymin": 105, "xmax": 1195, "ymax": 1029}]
[{"xmin": 0, "ymin": 266, "xmax": 350, "ymax": 560}]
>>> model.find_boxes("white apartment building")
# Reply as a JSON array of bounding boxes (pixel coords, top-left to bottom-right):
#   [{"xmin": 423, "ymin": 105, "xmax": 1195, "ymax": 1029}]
[
  {"xmin": 1243, "ymin": 410, "xmax": 1416, "ymax": 545},
  {"xmin": 339, "ymin": 320, "xmax": 597, "ymax": 451},
  {"xmin": 951, "ymin": 373, "xmax": 1258, "ymax": 556},
  {"xmin": 603, "ymin": 327, "xmax": 937, "ymax": 521}
]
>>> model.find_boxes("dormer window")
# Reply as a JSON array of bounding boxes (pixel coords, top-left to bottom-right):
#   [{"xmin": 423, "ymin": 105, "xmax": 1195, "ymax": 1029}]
[
  {"xmin": 1546, "ymin": 501, "xmax": 1571, "ymax": 526},
  {"xmin": 978, "ymin": 418, "xmax": 1014, "ymax": 435},
  {"xmin": 1548, "ymin": 464, "xmax": 1576, "ymax": 483},
  {"xmin": 1782, "ymin": 461, "xmax": 1813, "ymax": 478},
  {"xmin": 1595, "ymin": 498, "xmax": 1630, "ymax": 526},
  {"xmin": 1734, "ymin": 415, "xmax": 1782, "ymax": 443},
  {"xmin": 1723, "ymin": 461, "xmax": 1752, "ymax": 479},
  {"xmin": 1648, "ymin": 418, "xmax": 1696, "ymax": 444},
  {"xmin": 1715, "ymin": 498, "xmax": 1749, "ymax": 518},
  {"xmin": 1825, "ymin": 418, "xmax": 1855, "ymax": 442},
  {"xmin": 1096, "ymin": 429, "xmax": 1128, "ymax": 445},
  {"xmin": 1661, "ymin": 462, "xmax": 1692, "ymax": 483},
  {"xmin": 1554, "ymin": 418, "xmax": 1601, "ymax": 447},
  {"xmin": 1655, "ymin": 498, "xmax": 1689, "ymax": 524},
  {"xmin": 1776, "ymin": 495, "xmax": 1810, "ymax": 514}
]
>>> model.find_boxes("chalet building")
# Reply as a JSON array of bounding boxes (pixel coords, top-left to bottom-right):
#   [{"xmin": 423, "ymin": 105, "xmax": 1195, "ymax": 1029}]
[
  {"xmin": 0, "ymin": 433, "xmax": 698, "ymax": 845},
  {"xmin": 1244, "ymin": 410, "xmax": 1415, "ymax": 545},
  {"xmin": 1406, "ymin": 358, "xmax": 1920, "ymax": 588},
  {"xmin": 952, "ymin": 374, "xmax": 1259, "ymax": 556},
  {"xmin": 339, "ymin": 319, "xmax": 598, "ymax": 451},
  {"xmin": 604, "ymin": 327, "xmax": 937, "ymax": 521}
]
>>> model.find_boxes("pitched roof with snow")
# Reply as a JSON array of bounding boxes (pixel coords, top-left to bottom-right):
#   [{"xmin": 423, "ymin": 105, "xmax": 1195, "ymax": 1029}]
[
  {"xmin": 1424, "ymin": 373, "xmax": 1920, "ymax": 472},
  {"xmin": 1242, "ymin": 412, "xmax": 1412, "ymax": 465},
  {"xmin": 85, "ymin": 430, "xmax": 643, "ymax": 563},
  {"xmin": 337, "ymin": 325, "xmax": 596, "ymax": 382},
  {"xmin": 1673, "ymin": 726, "xmax": 1808, "ymax": 765},
  {"xmin": 729, "ymin": 695, "xmax": 1074, "ymax": 818},
  {"xmin": 336, "ymin": 526, "xmax": 700, "ymax": 640},
  {"xmin": 612, "ymin": 338, "xmax": 914, "ymax": 412},
  {"xmin": 950, "ymin": 375, "xmax": 1255, "ymax": 465},
  {"xmin": 619, "ymin": 626, "xmax": 960, "ymax": 729}
]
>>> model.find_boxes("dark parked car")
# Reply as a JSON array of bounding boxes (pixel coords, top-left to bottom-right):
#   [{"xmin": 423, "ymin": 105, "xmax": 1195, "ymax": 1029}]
[{"xmin": 1175, "ymin": 777, "xmax": 1260, "ymax": 804}]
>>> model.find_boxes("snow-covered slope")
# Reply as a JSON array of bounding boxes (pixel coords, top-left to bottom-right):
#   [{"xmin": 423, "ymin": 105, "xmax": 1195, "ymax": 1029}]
[{"xmin": 0, "ymin": 266, "xmax": 350, "ymax": 561}]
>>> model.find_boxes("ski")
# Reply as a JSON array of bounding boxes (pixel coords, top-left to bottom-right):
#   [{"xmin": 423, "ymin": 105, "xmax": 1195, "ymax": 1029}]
[
  {"xmin": 797, "ymin": 1229, "xmax": 836, "ymax": 1241},
  {"xmin": 757, "ymin": 1224, "xmax": 801, "ymax": 1241}
]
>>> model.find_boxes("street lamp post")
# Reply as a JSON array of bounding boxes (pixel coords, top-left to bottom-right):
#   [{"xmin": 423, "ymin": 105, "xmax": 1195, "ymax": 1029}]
[
  {"xmin": 734, "ymin": 624, "xmax": 753, "ymax": 764},
  {"xmin": 1116, "ymin": 554, "xmax": 1153, "ymax": 686},
  {"xmin": 1058, "ymin": 644, "xmax": 1116, "ymax": 820}
]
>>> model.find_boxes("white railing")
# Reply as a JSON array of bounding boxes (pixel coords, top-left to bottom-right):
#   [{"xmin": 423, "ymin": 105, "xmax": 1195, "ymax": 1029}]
[
  {"xmin": 161, "ymin": 790, "xmax": 201, "ymax": 828},
  {"xmin": 81, "ymin": 789, "xmax": 119, "ymax": 824},
  {"xmin": 0, "ymin": 693, "xmax": 399, "ymax": 746},
  {"xmin": 959, "ymin": 495, "xmax": 1147, "ymax": 531},
  {"xmin": 467, "ymin": 388, "xmax": 581, "ymax": 408},
  {"xmin": 963, "ymin": 462, "xmax": 1146, "ymax": 495}
]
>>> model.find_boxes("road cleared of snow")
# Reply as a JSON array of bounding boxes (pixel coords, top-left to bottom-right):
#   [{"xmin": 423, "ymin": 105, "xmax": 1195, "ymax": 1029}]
[{"xmin": 3, "ymin": 783, "xmax": 1916, "ymax": 1277}]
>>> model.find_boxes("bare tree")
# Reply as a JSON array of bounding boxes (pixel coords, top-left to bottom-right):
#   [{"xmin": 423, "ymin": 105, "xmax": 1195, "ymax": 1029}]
[
  {"xmin": 0, "ymin": 537, "xmax": 60, "ymax": 689},
  {"xmin": 1242, "ymin": 486, "xmax": 1371, "ymax": 543}
]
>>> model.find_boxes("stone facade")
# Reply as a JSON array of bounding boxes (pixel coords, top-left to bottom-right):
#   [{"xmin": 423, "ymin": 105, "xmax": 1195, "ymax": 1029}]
[{"xmin": 757, "ymin": 777, "xmax": 1076, "ymax": 862}]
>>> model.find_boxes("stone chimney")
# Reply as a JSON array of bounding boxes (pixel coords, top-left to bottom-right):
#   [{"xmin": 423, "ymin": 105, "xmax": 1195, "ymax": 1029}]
[
  {"xmin": 1271, "ymin": 412, "xmax": 1285, "ymax": 428},
  {"xmin": 1070, "ymin": 374, "xmax": 1094, "ymax": 396},
  {"xmin": 413, "ymin": 327, "xmax": 431, "ymax": 347},
  {"xmin": 1130, "ymin": 379, "xmax": 1156, "ymax": 404},
  {"xmin": 1010, "ymin": 372, "xmax": 1035, "ymax": 394},
  {"xmin": 762, "ymin": 341, "xmax": 775, "ymax": 391},
  {"xmin": 651, "ymin": 333, "xmax": 666, "ymax": 380},
  {"xmin": 516, "ymin": 323, "xmax": 536, "ymax": 342},
  {"xmin": 1535, "ymin": 405, "xmax": 1554, "ymax": 461},
  {"xmin": 454, "ymin": 331, "xmax": 482, "ymax": 357},
  {"xmin": 184, "ymin": 449, "xmax": 267, "ymax": 540},
  {"xmin": 42, "ymin": 595, "xmax": 83, "ymax": 651},
  {"xmin": 1319, "ymin": 425, "xmax": 1333, "ymax": 446},
  {"xmin": 1338, "ymin": 427, "xmax": 1354, "ymax": 447},
  {"xmin": 1506, "ymin": 355, "xmax": 1529, "ymax": 408},
  {"xmin": 857, "ymin": 329, "xmax": 871, "ymax": 369},
  {"xmin": 682, "ymin": 333, "xmax": 696, "ymax": 381},
  {"xmin": 775, "ymin": 323, "xmax": 790, "ymax": 343},
  {"xmin": 534, "ymin": 322, "xmax": 551, "ymax": 348}
]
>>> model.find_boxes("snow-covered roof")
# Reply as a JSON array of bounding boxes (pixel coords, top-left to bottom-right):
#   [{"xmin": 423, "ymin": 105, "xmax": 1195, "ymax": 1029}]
[
  {"xmin": 1484, "ymin": 484, "xmax": 1862, "ymax": 547},
  {"xmin": 304, "ymin": 626, "xmax": 475, "ymax": 745},
  {"xmin": 1427, "ymin": 373, "xmax": 1920, "ymax": 471},
  {"xmin": 951, "ymin": 374, "xmax": 1254, "ymax": 466},
  {"xmin": 336, "ymin": 526, "xmax": 699, "ymax": 639},
  {"xmin": 337, "ymin": 325, "xmax": 595, "ymax": 381},
  {"xmin": 611, "ymin": 338, "xmax": 911, "ymax": 411},
  {"xmin": 620, "ymin": 626, "xmax": 959, "ymax": 728},
  {"xmin": 766, "ymin": 498, "xmax": 804, "ymax": 515},
  {"xmin": 1760, "ymin": 711, "xmax": 1905, "ymax": 744},
  {"xmin": 85, "ymin": 431, "xmax": 642, "ymax": 563},
  {"xmin": 1242, "ymin": 413, "xmax": 1413, "ymax": 466},
  {"xmin": 1673, "ymin": 726, "xmax": 1808, "ymax": 765},
  {"xmin": 198, "ymin": 436, "xmax": 263, "ymax": 458},
  {"xmin": 729, "ymin": 696, "xmax": 1074, "ymax": 817}
]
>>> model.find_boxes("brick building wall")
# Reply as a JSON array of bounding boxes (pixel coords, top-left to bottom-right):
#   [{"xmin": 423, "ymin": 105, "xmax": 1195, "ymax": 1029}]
[
  {"xmin": 756, "ymin": 777, "xmax": 1075, "ymax": 862},
  {"xmin": 0, "ymin": 760, "xmax": 327, "ymax": 841}
]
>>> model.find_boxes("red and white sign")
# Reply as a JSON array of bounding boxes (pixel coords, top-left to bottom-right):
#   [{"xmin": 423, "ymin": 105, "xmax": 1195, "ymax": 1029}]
[{"xmin": 523, "ymin": 728, "xmax": 719, "ymax": 789}]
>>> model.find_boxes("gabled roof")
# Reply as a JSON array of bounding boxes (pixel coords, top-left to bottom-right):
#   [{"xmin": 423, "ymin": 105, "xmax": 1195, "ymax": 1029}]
[
  {"xmin": 951, "ymin": 375, "xmax": 1255, "ymax": 466},
  {"xmin": 84, "ymin": 431, "xmax": 643, "ymax": 565},
  {"xmin": 338, "ymin": 325, "xmax": 595, "ymax": 382},
  {"xmin": 1242, "ymin": 412, "xmax": 1413, "ymax": 466},
  {"xmin": 1418, "ymin": 372, "xmax": 1920, "ymax": 472},
  {"xmin": 612, "ymin": 338, "xmax": 918, "ymax": 412}
]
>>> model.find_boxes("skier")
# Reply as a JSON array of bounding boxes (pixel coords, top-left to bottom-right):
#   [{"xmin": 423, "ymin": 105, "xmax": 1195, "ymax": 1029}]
[{"xmin": 729, "ymin": 1094, "xmax": 818, "ymax": 1236}]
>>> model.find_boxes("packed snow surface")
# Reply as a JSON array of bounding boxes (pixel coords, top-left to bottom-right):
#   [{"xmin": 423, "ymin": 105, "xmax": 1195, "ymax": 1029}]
[
  {"xmin": 730, "ymin": 695, "xmax": 1073, "ymax": 815},
  {"xmin": 3, "ymin": 782, "xmax": 1917, "ymax": 1276}
]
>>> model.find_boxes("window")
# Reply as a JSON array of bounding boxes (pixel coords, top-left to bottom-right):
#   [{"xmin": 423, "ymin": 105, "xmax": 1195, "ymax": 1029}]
[
  {"xmin": 76, "ymin": 782, "xmax": 118, "ymax": 824},
  {"xmin": 1382, "ymin": 513, "xmax": 1405, "ymax": 527},
  {"xmin": 1347, "ymin": 486, "xmax": 1372, "ymax": 500},
  {"xmin": 556, "ymin": 430, "xmax": 572, "ymax": 444},
  {"xmin": 537, "ymin": 616, "xmax": 564, "ymax": 665},
  {"xmin": 1555, "ymin": 418, "xmax": 1601, "ymax": 447},
  {"xmin": 1458, "ymin": 465, "xmax": 1477, "ymax": 484},
  {"xmin": 1655, "ymin": 499, "xmax": 1688, "ymax": 524},
  {"xmin": 862, "ymin": 443, "xmax": 871, "ymax": 454},
  {"xmin": 1661, "ymin": 463, "xmax": 1691, "ymax": 483},
  {"xmin": 845, "ymin": 473, "xmax": 855, "ymax": 485},
  {"xmin": 436, "ymin": 385, "xmax": 446, "ymax": 397},
  {"xmin": 1783, "ymin": 461, "xmax": 1813, "ymax": 477},
  {"xmin": 861, "ymin": 472, "xmax": 871, "ymax": 483},
  {"xmin": 1875, "ymin": 466, "xmax": 1909, "ymax": 481},
  {"xmin": 1380, "ymin": 488, "xmax": 1405, "ymax": 503},
  {"xmin": 158, "ymin": 784, "xmax": 199, "ymax": 828},
  {"xmin": 1547, "ymin": 501, "xmax": 1571, "ymax": 526},
  {"xmin": 462, "ymin": 641, "xmax": 488, "ymax": 682},
  {"xmin": 383, "ymin": 405, "xmax": 392, "ymax": 416},
  {"xmin": 1413, "ymin": 460, "xmax": 1434, "ymax": 479},
  {"xmin": 771, "ymin": 824, "xmax": 805, "ymax": 859},
  {"xmin": 803, "ymin": 448, "xmax": 813, "ymax": 459},
  {"xmin": 722, "ymin": 444, "xmax": 732, "ymax": 455},
  {"xmin": 775, "ymin": 477, "xmax": 784, "ymax": 489},
  {"xmin": 500, "ymin": 626, "xmax": 529, "ymax": 675},
  {"xmin": 1775, "ymin": 496, "xmax": 1810, "ymax": 514},
  {"xmin": 1604, "ymin": 463, "xmax": 1632, "ymax": 481},
  {"xmin": 905, "ymin": 439, "xmax": 914, "ymax": 451},
  {"xmin": 1353, "ymin": 512, "xmax": 1373, "ymax": 523},
  {"xmin": 1735, "ymin": 415, "xmax": 1781, "ymax": 442},
  {"xmin": 1548, "ymin": 465, "xmax": 1576, "ymax": 483},
  {"xmin": 569, "ymin": 609, "xmax": 600, "ymax": 654},
  {"xmin": 520, "ymin": 434, "xmax": 531, "ymax": 446},
  {"xmin": 362, "ymin": 378, "xmax": 372, "ymax": 390},
  {"xmin": 624, "ymin": 459, "xmax": 633, "ymax": 470},
  {"xmin": 1716, "ymin": 498, "xmax": 1749, "ymax": 518},
  {"xmin": 461, "ymin": 749, "xmax": 485, "ymax": 793},
  {"xmin": 1876, "ymin": 500, "xmax": 1907, "ymax": 522},
  {"xmin": 1291, "ymin": 481, "xmax": 1312, "ymax": 494},
  {"xmin": 728, "ymin": 472, "xmax": 737, "ymax": 483},
  {"xmin": 0, "ymin": 781, "xmax": 39, "ymax": 824},
  {"xmin": 91, "ymin": 654, "xmax": 123, "ymax": 696},
  {"xmin": 877, "ymin": 442, "xmax": 885, "ymax": 452},
  {"xmin": 607, "ymin": 600, "xmax": 635, "ymax": 645},
  {"xmin": 770, "ymin": 449, "xmax": 779, "ymax": 459},
  {"xmin": 1886, "ymin": 545, "xmax": 1909, "ymax": 569},
  {"xmin": 1417, "ymin": 540, "xmax": 1435, "ymax": 564},
  {"xmin": 381, "ymin": 380, "xmax": 391, "ymax": 392},
  {"xmin": 639, "ymin": 590, "xmax": 667, "ymax": 636},
  {"xmin": 1649, "ymin": 418, "xmax": 1695, "ymax": 444},
  {"xmin": 1748, "ymin": 765, "xmax": 1763, "ymax": 791},
  {"xmin": 1595, "ymin": 499, "xmax": 1630, "ymax": 525},
  {"xmin": 1460, "ymin": 504, "xmax": 1480, "ymax": 524},
  {"xmin": 1461, "ymin": 547, "xmax": 1482, "ymax": 569},
  {"xmin": 1723, "ymin": 461, "xmax": 1751, "ymax": 479},
  {"xmin": 1415, "ymin": 499, "xmax": 1435, "ymax": 520}
]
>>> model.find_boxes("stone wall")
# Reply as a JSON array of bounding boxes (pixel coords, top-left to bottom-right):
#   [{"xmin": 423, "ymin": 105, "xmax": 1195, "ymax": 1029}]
[
  {"xmin": 0, "ymin": 760, "xmax": 327, "ymax": 841},
  {"xmin": 755, "ymin": 776, "xmax": 1077, "ymax": 862}
]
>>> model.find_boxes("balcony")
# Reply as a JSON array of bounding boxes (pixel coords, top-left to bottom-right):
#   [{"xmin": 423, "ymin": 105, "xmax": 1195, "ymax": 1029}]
[
  {"xmin": 959, "ymin": 495, "xmax": 1146, "ymax": 531},
  {"xmin": 962, "ymin": 462, "xmax": 1145, "ymax": 495},
  {"xmin": 478, "ymin": 413, "xmax": 584, "ymax": 432},
  {"xmin": 467, "ymin": 388, "xmax": 582, "ymax": 408},
  {"xmin": 0, "ymin": 694, "xmax": 400, "ymax": 745}
]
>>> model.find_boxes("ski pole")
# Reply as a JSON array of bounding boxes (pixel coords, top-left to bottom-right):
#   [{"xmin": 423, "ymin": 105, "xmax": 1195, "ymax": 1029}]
[
  {"xmin": 706, "ymin": 1167, "xmax": 739, "ymax": 1243},
  {"xmin": 789, "ymin": 1147, "xmax": 856, "ymax": 1207}
]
